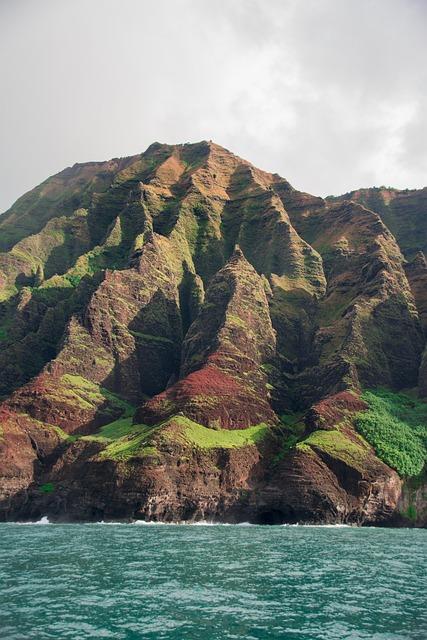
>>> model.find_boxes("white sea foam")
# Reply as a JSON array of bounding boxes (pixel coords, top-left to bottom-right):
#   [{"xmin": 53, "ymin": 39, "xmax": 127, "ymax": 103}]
[
  {"xmin": 132, "ymin": 519, "xmax": 255, "ymax": 526},
  {"xmin": 133, "ymin": 520, "xmax": 220, "ymax": 526},
  {"xmin": 281, "ymin": 523, "xmax": 355, "ymax": 528},
  {"xmin": 13, "ymin": 516, "xmax": 51, "ymax": 525},
  {"xmin": 7, "ymin": 518, "xmax": 363, "ymax": 527}
]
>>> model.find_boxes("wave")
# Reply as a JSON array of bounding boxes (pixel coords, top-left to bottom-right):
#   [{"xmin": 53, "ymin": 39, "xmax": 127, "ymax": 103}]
[
  {"xmin": 12, "ymin": 516, "xmax": 51, "ymax": 526},
  {"xmin": 133, "ymin": 520, "xmax": 252, "ymax": 526},
  {"xmin": 5, "ymin": 518, "xmax": 369, "ymax": 528},
  {"xmin": 281, "ymin": 523, "xmax": 355, "ymax": 528}
]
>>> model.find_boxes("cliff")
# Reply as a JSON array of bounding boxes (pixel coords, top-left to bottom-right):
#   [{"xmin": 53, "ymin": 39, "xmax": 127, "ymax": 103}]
[{"xmin": 0, "ymin": 142, "xmax": 425, "ymax": 525}]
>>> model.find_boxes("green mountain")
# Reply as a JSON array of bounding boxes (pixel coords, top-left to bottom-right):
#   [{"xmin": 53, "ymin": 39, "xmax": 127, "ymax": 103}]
[{"xmin": 0, "ymin": 141, "xmax": 425, "ymax": 525}]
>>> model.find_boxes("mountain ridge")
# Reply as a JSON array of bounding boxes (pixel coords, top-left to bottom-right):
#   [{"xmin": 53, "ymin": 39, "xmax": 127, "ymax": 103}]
[{"xmin": 0, "ymin": 141, "xmax": 425, "ymax": 525}]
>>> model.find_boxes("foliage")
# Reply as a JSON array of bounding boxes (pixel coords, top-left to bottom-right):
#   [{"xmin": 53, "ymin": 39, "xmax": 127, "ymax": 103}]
[
  {"xmin": 273, "ymin": 416, "xmax": 305, "ymax": 461},
  {"xmin": 170, "ymin": 416, "xmax": 269, "ymax": 449},
  {"xmin": 404, "ymin": 504, "xmax": 417, "ymax": 521},
  {"xmin": 355, "ymin": 389, "xmax": 427, "ymax": 477},
  {"xmin": 39, "ymin": 483, "xmax": 55, "ymax": 494}
]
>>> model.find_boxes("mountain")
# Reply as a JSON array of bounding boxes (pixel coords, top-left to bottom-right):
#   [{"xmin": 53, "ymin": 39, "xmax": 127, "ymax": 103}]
[{"xmin": 0, "ymin": 141, "xmax": 426, "ymax": 525}]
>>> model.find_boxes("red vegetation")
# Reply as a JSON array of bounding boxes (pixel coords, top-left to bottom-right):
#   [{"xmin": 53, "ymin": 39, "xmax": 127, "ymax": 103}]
[
  {"xmin": 305, "ymin": 391, "xmax": 368, "ymax": 432},
  {"xmin": 137, "ymin": 365, "xmax": 277, "ymax": 429}
]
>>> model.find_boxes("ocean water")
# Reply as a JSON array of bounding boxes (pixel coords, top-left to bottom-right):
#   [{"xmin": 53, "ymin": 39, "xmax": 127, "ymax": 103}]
[{"xmin": 0, "ymin": 522, "xmax": 425, "ymax": 640}]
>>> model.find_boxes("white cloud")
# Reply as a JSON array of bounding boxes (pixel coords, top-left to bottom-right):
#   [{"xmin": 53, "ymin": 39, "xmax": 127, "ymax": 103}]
[{"xmin": 0, "ymin": 0, "xmax": 426, "ymax": 212}]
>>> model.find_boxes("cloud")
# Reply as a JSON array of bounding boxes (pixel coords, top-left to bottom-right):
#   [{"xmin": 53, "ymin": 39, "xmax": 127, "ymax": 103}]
[{"xmin": 0, "ymin": 0, "xmax": 426, "ymax": 212}]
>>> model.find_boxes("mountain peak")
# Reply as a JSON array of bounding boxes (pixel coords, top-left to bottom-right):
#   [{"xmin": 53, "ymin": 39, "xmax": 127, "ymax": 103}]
[{"xmin": 0, "ymin": 143, "xmax": 425, "ymax": 525}]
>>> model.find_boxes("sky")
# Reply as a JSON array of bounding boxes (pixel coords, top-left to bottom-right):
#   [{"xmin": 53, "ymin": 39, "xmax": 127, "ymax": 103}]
[{"xmin": 1, "ymin": 0, "xmax": 426, "ymax": 212}]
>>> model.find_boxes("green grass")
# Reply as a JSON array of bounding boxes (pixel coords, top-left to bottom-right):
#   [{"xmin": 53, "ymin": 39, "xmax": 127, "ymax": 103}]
[
  {"xmin": 56, "ymin": 374, "xmax": 104, "ymax": 410},
  {"xmin": 81, "ymin": 414, "xmax": 137, "ymax": 444},
  {"xmin": 98, "ymin": 424, "xmax": 159, "ymax": 460},
  {"xmin": 98, "ymin": 416, "xmax": 135, "ymax": 439},
  {"xmin": 297, "ymin": 429, "xmax": 370, "ymax": 469},
  {"xmin": 355, "ymin": 389, "xmax": 427, "ymax": 477},
  {"xmin": 58, "ymin": 375, "xmax": 134, "ymax": 415},
  {"xmin": 78, "ymin": 406, "xmax": 157, "ymax": 461},
  {"xmin": 171, "ymin": 416, "xmax": 270, "ymax": 449},
  {"xmin": 88, "ymin": 414, "xmax": 271, "ymax": 461}
]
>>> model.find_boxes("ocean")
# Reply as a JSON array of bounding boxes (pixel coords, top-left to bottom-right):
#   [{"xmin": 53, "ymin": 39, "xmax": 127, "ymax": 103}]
[{"xmin": 0, "ymin": 522, "xmax": 425, "ymax": 639}]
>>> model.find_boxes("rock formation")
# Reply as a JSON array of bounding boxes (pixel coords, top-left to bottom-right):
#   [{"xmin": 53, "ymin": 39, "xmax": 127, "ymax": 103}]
[{"xmin": 0, "ymin": 142, "xmax": 425, "ymax": 525}]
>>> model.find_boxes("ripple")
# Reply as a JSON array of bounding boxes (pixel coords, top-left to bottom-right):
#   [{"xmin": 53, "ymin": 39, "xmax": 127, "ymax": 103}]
[{"xmin": 0, "ymin": 524, "xmax": 426, "ymax": 639}]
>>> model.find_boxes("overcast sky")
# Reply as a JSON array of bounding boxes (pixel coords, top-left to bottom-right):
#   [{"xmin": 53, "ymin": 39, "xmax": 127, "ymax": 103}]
[{"xmin": 1, "ymin": 0, "xmax": 426, "ymax": 212}]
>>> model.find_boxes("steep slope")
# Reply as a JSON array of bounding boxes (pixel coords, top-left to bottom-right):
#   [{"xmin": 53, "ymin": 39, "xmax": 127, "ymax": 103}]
[
  {"xmin": 289, "ymin": 200, "xmax": 423, "ymax": 399},
  {"xmin": 328, "ymin": 186, "xmax": 427, "ymax": 259},
  {"xmin": 137, "ymin": 247, "xmax": 278, "ymax": 429},
  {"xmin": 0, "ymin": 142, "xmax": 425, "ymax": 525}
]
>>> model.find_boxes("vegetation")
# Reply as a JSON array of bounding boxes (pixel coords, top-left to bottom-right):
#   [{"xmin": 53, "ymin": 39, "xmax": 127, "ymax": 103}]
[
  {"xmin": 273, "ymin": 415, "xmax": 305, "ymax": 461},
  {"xmin": 297, "ymin": 429, "xmax": 370, "ymax": 469},
  {"xmin": 83, "ymin": 414, "xmax": 271, "ymax": 461},
  {"xmin": 96, "ymin": 422, "xmax": 159, "ymax": 461},
  {"xmin": 57, "ymin": 375, "xmax": 133, "ymax": 415},
  {"xmin": 403, "ymin": 504, "xmax": 417, "ymax": 521},
  {"xmin": 39, "ymin": 483, "xmax": 55, "ymax": 494},
  {"xmin": 129, "ymin": 331, "xmax": 175, "ymax": 345},
  {"xmin": 0, "ymin": 326, "xmax": 8, "ymax": 342},
  {"xmin": 169, "ymin": 416, "xmax": 270, "ymax": 449},
  {"xmin": 355, "ymin": 389, "xmax": 427, "ymax": 477},
  {"xmin": 78, "ymin": 406, "xmax": 160, "ymax": 461}
]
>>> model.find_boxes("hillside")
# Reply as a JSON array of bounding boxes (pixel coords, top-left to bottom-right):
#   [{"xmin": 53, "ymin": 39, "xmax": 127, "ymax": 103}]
[{"xmin": 0, "ymin": 141, "xmax": 425, "ymax": 525}]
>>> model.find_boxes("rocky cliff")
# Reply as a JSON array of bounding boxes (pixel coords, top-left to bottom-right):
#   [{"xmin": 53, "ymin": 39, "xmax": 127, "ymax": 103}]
[{"xmin": 0, "ymin": 142, "xmax": 425, "ymax": 525}]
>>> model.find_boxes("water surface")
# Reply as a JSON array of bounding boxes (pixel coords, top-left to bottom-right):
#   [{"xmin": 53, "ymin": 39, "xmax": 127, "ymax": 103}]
[{"xmin": 0, "ymin": 522, "xmax": 425, "ymax": 639}]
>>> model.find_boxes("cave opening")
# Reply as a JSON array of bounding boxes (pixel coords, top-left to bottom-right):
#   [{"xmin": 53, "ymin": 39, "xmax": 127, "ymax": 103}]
[{"xmin": 256, "ymin": 509, "xmax": 285, "ymax": 525}]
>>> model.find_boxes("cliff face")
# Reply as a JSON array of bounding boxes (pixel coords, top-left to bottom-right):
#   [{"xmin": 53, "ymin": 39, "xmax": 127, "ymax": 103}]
[{"xmin": 0, "ymin": 142, "xmax": 425, "ymax": 525}]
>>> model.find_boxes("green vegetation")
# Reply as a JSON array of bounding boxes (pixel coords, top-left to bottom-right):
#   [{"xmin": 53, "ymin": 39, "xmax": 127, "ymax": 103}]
[
  {"xmin": 77, "ymin": 404, "xmax": 159, "ymax": 461},
  {"xmin": 97, "ymin": 416, "xmax": 135, "ymax": 440},
  {"xmin": 226, "ymin": 314, "xmax": 246, "ymax": 328},
  {"xmin": 39, "ymin": 243, "xmax": 125, "ymax": 292},
  {"xmin": 87, "ymin": 415, "xmax": 270, "ymax": 461},
  {"xmin": 355, "ymin": 389, "xmax": 427, "ymax": 477},
  {"xmin": 403, "ymin": 504, "xmax": 417, "ymax": 521},
  {"xmin": 55, "ymin": 374, "xmax": 105, "ymax": 410},
  {"xmin": 0, "ymin": 313, "xmax": 13, "ymax": 343},
  {"xmin": 57, "ymin": 375, "xmax": 133, "ymax": 415},
  {"xmin": 297, "ymin": 429, "xmax": 370, "ymax": 469},
  {"xmin": 14, "ymin": 413, "xmax": 69, "ymax": 441},
  {"xmin": 39, "ymin": 483, "xmax": 55, "ymax": 494},
  {"xmin": 0, "ymin": 326, "xmax": 9, "ymax": 342},
  {"xmin": 98, "ymin": 424, "xmax": 159, "ymax": 460},
  {"xmin": 0, "ymin": 285, "xmax": 18, "ymax": 303},
  {"xmin": 129, "ymin": 331, "xmax": 175, "ymax": 345},
  {"xmin": 272, "ymin": 414, "xmax": 306, "ymax": 461},
  {"xmin": 170, "ymin": 416, "xmax": 270, "ymax": 449}
]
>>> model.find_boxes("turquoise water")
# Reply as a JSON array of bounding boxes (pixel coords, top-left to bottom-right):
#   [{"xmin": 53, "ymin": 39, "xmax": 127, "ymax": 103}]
[{"xmin": 0, "ymin": 523, "xmax": 425, "ymax": 639}]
